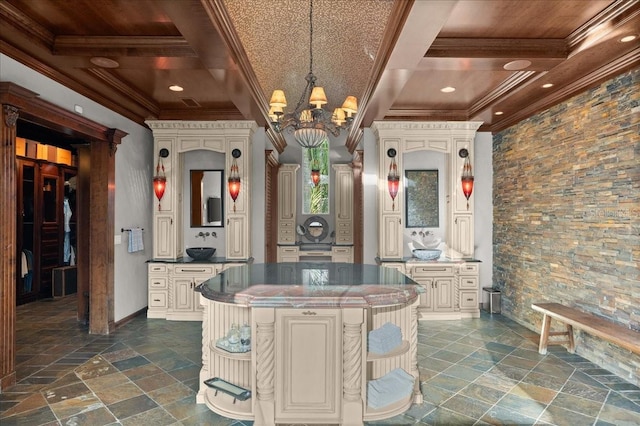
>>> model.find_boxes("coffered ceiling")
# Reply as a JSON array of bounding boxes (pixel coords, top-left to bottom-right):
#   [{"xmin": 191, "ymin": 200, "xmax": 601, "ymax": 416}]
[{"xmin": 1, "ymin": 0, "xmax": 638, "ymax": 153}]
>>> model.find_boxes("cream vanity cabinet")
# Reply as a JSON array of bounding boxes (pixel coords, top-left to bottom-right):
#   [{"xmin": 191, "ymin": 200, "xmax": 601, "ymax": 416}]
[
  {"xmin": 372, "ymin": 121, "xmax": 482, "ymax": 261},
  {"xmin": 409, "ymin": 264, "xmax": 455, "ymax": 315},
  {"xmin": 277, "ymin": 164, "xmax": 299, "ymax": 244},
  {"xmin": 146, "ymin": 120, "xmax": 256, "ymax": 261},
  {"xmin": 404, "ymin": 261, "xmax": 480, "ymax": 319},
  {"xmin": 147, "ymin": 263, "xmax": 169, "ymax": 318},
  {"xmin": 333, "ymin": 164, "xmax": 353, "ymax": 245},
  {"xmin": 169, "ymin": 264, "xmax": 220, "ymax": 321},
  {"xmin": 458, "ymin": 262, "xmax": 480, "ymax": 314},
  {"xmin": 277, "ymin": 245, "xmax": 354, "ymax": 263}
]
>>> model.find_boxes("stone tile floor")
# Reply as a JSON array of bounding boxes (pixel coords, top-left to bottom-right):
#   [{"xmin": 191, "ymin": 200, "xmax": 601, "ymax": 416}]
[{"xmin": 1, "ymin": 295, "xmax": 639, "ymax": 425}]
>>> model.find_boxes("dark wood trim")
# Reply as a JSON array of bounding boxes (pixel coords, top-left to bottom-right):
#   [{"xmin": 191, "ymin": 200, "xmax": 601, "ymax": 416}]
[
  {"xmin": 264, "ymin": 150, "xmax": 279, "ymax": 263},
  {"xmin": 53, "ymin": 35, "xmax": 197, "ymax": 57},
  {"xmin": 345, "ymin": 0, "xmax": 415, "ymax": 153},
  {"xmin": 114, "ymin": 307, "xmax": 147, "ymax": 329},
  {"xmin": 426, "ymin": 38, "xmax": 568, "ymax": 59},
  {"xmin": 0, "ymin": 82, "xmax": 127, "ymax": 390},
  {"xmin": 0, "ymin": 102, "xmax": 18, "ymax": 391}
]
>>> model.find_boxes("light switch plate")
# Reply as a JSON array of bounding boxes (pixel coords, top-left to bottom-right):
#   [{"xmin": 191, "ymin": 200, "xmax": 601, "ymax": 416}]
[{"xmin": 114, "ymin": 235, "xmax": 122, "ymax": 245}]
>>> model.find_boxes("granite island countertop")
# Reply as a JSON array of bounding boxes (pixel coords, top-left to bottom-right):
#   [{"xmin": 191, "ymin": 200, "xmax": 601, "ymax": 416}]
[{"xmin": 195, "ymin": 262, "xmax": 421, "ymax": 308}]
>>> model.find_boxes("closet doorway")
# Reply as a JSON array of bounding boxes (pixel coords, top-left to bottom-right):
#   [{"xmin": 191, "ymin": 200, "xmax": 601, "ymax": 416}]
[{"xmin": 16, "ymin": 128, "xmax": 79, "ymax": 305}]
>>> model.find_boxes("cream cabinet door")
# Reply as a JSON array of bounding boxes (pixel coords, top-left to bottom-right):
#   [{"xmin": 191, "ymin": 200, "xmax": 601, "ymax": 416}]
[
  {"xmin": 153, "ymin": 214, "xmax": 174, "ymax": 259},
  {"xmin": 275, "ymin": 309, "xmax": 341, "ymax": 423},
  {"xmin": 226, "ymin": 215, "xmax": 248, "ymax": 259},
  {"xmin": 173, "ymin": 278, "xmax": 194, "ymax": 311},
  {"xmin": 452, "ymin": 214, "xmax": 473, "ymax": 257},
  {"xmin": 433, "ymin": 277, "xmax": 454, "ymax": 311}
]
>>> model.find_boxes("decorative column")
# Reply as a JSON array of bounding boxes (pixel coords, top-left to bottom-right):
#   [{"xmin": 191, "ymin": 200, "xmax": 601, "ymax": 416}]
[
  {"xmin": 254, "ymin": 308, "xmax": 276, "ymax": 425},
  {"xmin": 342, "ymin": 308, "xmax": 364, "ymax": 425},
  {"xmin": 0, "ymin": 104, "xmax": 18, "ymax": 390}
]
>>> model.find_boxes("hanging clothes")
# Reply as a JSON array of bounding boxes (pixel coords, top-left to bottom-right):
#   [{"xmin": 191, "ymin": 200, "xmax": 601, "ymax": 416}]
[{"xmin": 63, "ymin": 197, "xmax": 72, "ymax": 263}]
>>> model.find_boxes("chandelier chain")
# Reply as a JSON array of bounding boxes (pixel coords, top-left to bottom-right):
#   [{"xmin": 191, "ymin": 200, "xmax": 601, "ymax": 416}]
[{"xmin": 309, "ymin": 0, "xmax": 313, "ymax": 74}]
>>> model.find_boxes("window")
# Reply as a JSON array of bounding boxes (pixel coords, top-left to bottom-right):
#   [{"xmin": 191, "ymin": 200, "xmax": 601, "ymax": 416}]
[{"xmin": 302, "ymin": 139, "xmax": 329, "ymax": 214}]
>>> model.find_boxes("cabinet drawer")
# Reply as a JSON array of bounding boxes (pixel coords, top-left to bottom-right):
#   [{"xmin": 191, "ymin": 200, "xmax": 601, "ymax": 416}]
[
  {"xmin": 149, "ymin": 291, "xmax": 167, "ymax": 308},
  {"xmin": 148, "ymin": 264, "xmax": 167, "ymax": 273},
  {"xmin": 279, "ymin": 247, "xmax": 299, "ymax": 254},
  {"xmin": 149, "ymin": 277, "xmax": 167, "ymax": 289},
  {"xmin": 459, "ymin": 263, "xmax": 479, "ymax": 275},
  {"xmin": 331, "ymin": 247, "xmax": 352, "ymax": 254},
  {"xmin": 175, "ymin": 265, "xmax": 217, "ymax": 275},
  {"xmin": 411, "ymin": 265, "xmax": 454, "ymax": 277},
  {"xmin": 460, "ymin": 277, "xmax": 478, "ymax": 289},
  {"xmin": 459, "ymin": 291, "xmax": 478, "ymax": 309}
]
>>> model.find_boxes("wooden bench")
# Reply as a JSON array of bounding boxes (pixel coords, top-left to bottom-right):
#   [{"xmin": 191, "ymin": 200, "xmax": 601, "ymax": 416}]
[{"xmin": 531, "ymin": 303, "xmax": 640, "ymax": 355}]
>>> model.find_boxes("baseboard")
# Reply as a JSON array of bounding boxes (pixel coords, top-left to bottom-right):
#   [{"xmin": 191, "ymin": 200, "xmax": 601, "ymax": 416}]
[{"xmin": 115, "ymin": 307, "xmax": 147, "ymax": 328}]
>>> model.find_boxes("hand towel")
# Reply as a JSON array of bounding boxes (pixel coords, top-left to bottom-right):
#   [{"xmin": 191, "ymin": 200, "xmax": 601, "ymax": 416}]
[{"xmin": 128, "ymin": 228, "xmax": 144, "ymax": 253}]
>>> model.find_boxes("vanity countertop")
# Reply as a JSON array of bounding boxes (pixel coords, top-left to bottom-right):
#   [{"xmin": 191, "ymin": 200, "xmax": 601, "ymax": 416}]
[
  {"xmin": 377, "ymin": 257, "xmax": 481, "ymax": 264},
  {"xmin": 196, "ymin": 262, "xmax": 420, "ymax": 308},
  {"xmin": 147, "ymin": 257, "xmax": 253, "ymax": 264}
]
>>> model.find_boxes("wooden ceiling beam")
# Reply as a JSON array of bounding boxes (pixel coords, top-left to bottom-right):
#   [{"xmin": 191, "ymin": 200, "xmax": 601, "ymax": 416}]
[
  {"xmin": 53, "ymin": 36, "xmax": 197, "ymax": 57},
  {"xmin": 426, "ymin": 38, "xmax": 568, "ymax": 59}
]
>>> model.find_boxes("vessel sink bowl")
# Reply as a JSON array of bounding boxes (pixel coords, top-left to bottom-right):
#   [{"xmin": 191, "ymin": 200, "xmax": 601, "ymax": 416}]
[
  {"xmin": 186, "ymin": 247, "xmax": 216, "ymax": 260},
  {"xmin": 412, "ymin": 249, "xmax": 442, "ymax": 261}
]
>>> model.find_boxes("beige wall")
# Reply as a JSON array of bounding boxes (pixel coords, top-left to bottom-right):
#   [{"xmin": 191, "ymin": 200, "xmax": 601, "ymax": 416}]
[{"xmin": 493, "ymin": 69, "xmax": 639, "ymax": 383}]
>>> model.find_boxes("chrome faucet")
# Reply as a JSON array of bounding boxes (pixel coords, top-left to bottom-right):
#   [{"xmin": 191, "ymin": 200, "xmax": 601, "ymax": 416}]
[{"xmin": 196, "ymin": 231, "xmax": 210, "ymax": 239}]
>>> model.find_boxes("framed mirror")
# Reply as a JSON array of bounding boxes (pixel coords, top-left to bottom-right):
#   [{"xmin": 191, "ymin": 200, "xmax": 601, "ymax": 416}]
[
  {"xmin": 191, "ymin": 169, "xmax": 224, "ymax": 227},
  {"xmin": 303, "ymin": 216, "xmax": 329, "ymax": 242},
  {"xmin": 405, "ymin": 169, "xmax": 439, "ymax": 228}
]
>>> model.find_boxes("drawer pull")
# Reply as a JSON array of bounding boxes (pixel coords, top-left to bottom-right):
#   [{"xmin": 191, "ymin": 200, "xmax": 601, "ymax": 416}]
[
  {"xmin": 180, "ymin": 268, "xmax": 207, "ymax": 273},
  {"xmin": 302, "ymin": 311, "xmax": 317, "ymax": 316},
  {"xmin": 466, "ymin": 298, "xmax": 473, "ymax": 302},
  {"xmin": 153, "ymin": 299, "xmax": 161, "ymax": 302}
]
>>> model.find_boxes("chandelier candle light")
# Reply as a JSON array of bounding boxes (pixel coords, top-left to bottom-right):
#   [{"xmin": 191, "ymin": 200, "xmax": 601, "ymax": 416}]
[
  {"xmin": 269, "ymin": 0, "xmax": 357, "ymax": 148},
  {"xmin": 153, "ymin": 148, "xmax": 169, "ymax": 211}
]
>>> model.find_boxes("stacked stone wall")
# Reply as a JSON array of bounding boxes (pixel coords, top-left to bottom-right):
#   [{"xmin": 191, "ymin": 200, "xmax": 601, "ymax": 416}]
[{"xmin": 493, "ymin": 69, "xmax": 639, "ymax": 383}]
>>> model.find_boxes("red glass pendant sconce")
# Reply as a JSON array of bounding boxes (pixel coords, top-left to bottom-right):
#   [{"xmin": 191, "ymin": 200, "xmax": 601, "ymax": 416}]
[
  {"xmin": 387, "ymin": 148, "xmax": 399, "ymax": 210},
  {"xmin": 228, "ymin": 149, "xmax": 241, "ymax": 212},
  {"xmin": 311, "ymin": 161, "xmax": 320, "ymax": 187},
  {"xmin": 153, "ymin": 148, "xmax": 169, "ymax": 211},
  {"xmin": 459, "ymin": 148, "xmax": 474, "ymax": 210}
]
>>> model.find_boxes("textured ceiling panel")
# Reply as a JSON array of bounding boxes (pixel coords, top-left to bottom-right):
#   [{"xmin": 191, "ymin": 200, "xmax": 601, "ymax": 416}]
[{"xmin": 224, "ymin": 0, "xmax": 394, "ymax": 111}]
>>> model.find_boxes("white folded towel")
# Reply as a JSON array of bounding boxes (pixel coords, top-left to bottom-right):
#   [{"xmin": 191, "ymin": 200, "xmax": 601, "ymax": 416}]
[{"xmin": 128, "ymin": 228, "xmax": 144, "ymax": 253}]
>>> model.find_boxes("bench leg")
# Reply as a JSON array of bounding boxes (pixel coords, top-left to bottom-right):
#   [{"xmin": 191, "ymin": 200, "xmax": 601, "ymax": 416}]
[
  {"xmin": 538, "ymin": 314, "xmax": 551, "ymax": 355},
  {"xmin": 566, "ymin": 324, "xmax": 575, "ymax": 353}
]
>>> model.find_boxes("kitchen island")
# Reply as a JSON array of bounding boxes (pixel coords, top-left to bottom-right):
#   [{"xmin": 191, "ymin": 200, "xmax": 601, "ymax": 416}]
[{"xmin": 195, "ymin": 262, "xmax": 423, "ymax": 425}]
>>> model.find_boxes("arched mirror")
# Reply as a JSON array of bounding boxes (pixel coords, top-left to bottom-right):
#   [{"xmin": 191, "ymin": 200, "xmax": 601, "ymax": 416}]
[{"xmin": 303, "ymin": 216, "xmax": 329, "ymax": 242}]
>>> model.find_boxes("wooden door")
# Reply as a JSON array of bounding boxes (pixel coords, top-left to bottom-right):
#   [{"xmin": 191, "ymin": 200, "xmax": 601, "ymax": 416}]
[{"xmin": 39, "ymin": 164, "xmax": 62, "ymax": 298}]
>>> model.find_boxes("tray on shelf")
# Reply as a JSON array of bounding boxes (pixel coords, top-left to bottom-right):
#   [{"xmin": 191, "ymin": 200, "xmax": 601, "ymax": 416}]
[
  {"xmin": 215, "ymin": 337, "xmax": 251, "ymax": 353},
  {"xmin": 204, "ymin": 377, "xmax": 251, "ymax": 402}
]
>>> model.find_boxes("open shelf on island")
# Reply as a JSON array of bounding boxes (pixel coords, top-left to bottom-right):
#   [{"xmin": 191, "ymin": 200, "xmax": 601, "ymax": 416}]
[
  {"xmin": 204, "ymin": 386, "xmax": 253, "ymax": 420},
  {"xmin": 211, "ymin": 340, "xmax": 251, "ymax": 360},
  {"xmin": 364, "ymin": 392, "xmax": 414, "ymax": 421},
  {"xmin": 367, "ymin": 340, "xmax": 410, "ymax": 361}
]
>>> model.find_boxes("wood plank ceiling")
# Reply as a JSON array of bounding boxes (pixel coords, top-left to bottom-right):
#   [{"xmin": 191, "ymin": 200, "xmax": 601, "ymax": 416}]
[{"xmin": 1, "ymin": 0, "xmax": 638, "ymax": 153}]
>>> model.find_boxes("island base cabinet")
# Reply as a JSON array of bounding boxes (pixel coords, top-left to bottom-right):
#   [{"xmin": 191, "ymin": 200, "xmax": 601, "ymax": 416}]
[
  {"xmin": 198, "ymin": 298, "xmax": 421, "ymax": 425},
  {"xmin": 275, "ymin": 309, "xmax": 342, "ymax": 423}
]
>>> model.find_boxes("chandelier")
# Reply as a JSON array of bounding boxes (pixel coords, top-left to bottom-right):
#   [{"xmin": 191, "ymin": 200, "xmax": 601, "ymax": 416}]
[{"xmin": 268, "ymin": 0, "xmax": 358, "ymax": 148}]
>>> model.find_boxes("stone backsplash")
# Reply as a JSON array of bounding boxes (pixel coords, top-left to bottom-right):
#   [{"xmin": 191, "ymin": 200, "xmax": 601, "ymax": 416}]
[{"xmin": 493, "ymin": 69, "xmax": 639, "ymax": 383}]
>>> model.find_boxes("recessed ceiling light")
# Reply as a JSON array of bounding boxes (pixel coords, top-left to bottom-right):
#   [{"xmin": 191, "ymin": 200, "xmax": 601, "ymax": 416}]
[
  {"xmin": 503, "ymin": 60, "xmax": 532, "ymax": 71},
  {"xmin": 494, "ymin": 111, "xmax": 504, "ymax": 116},
  {"xmin": 620, "ymin": 34, "xmax": 637, "ymax": 43},
  {"xmin": 542, "ymin": 83, "xmax": 554, "ymax": 89},
  {"xmin": 90, "ymin": 57, "xmax": 119, "ymax": 68},
  {"xmin": 440, "ymin": 86, "xmax": 456, "ymax": 93},
  {"xmin": 169, "ymin": 85, "xmax": 184, "ymax": 92}
]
